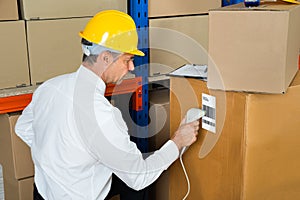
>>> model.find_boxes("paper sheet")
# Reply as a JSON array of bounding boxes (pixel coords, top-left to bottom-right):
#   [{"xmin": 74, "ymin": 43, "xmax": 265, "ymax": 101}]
[{"xmin": 168, "ymin": 64, "xmax": 207, "ymax": 80}]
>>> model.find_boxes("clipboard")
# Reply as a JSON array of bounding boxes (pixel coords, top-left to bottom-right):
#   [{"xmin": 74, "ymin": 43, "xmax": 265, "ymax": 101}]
[{"xmin": 167, "ymin": 64, "xmax": 207, "ymax": 80}]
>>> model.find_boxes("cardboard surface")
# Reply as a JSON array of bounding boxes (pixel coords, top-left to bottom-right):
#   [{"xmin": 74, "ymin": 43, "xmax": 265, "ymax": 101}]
[
  {"xmin": 208, "ymin": 3, "xmax": 300, "ymax": 93},
  {"xmin": 26, "ymin": 17, "xmax": 91, "ymax": 85},
  {"xmin": 169, "ymin": 71, "xmax": 300, "ymax": 199},
  {"xmin": 18, "ymin": 177, "xmax": 34, "ymax": 200},
  {"xmin": 2, "ymin": 177, "xmax": 34, "ymax": 200},
  {"xmin": 149, "ymin": 89, "xmax": 170, "ymax": 150},
  {"xmin": 0, "ymin": 114, "xmax": 34, "ymax": 180},
  {"xmin": 19, "ymin": 0, "xmax": 127, "ymax": 20},
  {"xmin": 0, "ymin": 0, "xmax": 18, "ymax": 20},
  {"xmin": 148, "ymin": 0, "xmax": 221, "ymax": 17},
  {"xmin": 149, "ymin": 15, "xmax": 209, "ymax": 76},
  {"xmin": 148, "ymin": 89, "xmax": 170, "ymax": 200},
  {"xmin": 0, "ymin": 20, "xmax": 30, "ymax": 89}
]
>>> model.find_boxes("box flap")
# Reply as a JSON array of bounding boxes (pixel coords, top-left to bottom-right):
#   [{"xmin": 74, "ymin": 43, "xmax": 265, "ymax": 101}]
[{"xmin": 289, "ymin": 71, "xmax": 300, "ymax": 87}]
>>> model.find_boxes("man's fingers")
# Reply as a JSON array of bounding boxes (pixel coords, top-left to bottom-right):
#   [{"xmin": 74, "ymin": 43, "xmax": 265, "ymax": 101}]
[{"xmin": 180, "ymin": 116, "xmax": 187, "ymax": 125}]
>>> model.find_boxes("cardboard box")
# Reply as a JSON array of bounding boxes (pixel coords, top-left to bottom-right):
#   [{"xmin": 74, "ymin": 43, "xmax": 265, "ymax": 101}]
[
  {"xmin": 19, "ymin": 0, "xmax": 127, "ymax": 20},
  {"xmin": 0, "ymin": 114, "xmax": 34, "ymax": 199},
  {"xmin": 208, "ymin": 2, "xmax": 300, "ymax": 93},
  {"xmin": 149, "ymin": 89, "xmax": 170, "ymax": 150},
  {"xmin": 149, "ymin": 15, "xmax": 209, "ymax": 76},
  {"xmin": 2, "ymin": 176, "xmax": 34, "ymax": 200},
  {"xmin": 169, "ymin": 71, "xmax": 300, "ymax": 200},
  {"xmin": 26, "ymin": 17, "xmax": 91, "ymax": 85},
  {"xmin": 0, "ymin": 114, "xmax": 34, "ymax": 180},
  {"xmin": 0, "ymin": 0, "xmax": 18, "ymax": 20},
  {"xmin": 148, "ymin": 89, "xmax": 170, "ymax": 200},
  {"xmin": 148, "ymin": 0, "xmax": 221, "ymax": 17},
  {"xmin": 0, "ymin": 21, "xmax": 30, "ymax": 89}
]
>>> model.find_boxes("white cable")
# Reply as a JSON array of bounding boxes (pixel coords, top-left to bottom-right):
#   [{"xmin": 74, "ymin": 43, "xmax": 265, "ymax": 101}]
[
  {"xmin": 179, "ymin": 108, "xmax": 205, "ymax": 200},
  {"xmin": 180, "ymin": 153, "xmax": 190, "ymax": 200}
]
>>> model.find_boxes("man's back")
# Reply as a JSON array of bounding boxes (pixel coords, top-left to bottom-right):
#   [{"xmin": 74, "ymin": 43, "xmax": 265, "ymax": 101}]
[{"xmin": 16, "ymin": 68, "xmax": 113, "ymax": 199}]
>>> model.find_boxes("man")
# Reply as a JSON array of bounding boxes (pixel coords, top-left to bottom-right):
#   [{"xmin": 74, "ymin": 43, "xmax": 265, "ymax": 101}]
[{"xmin": 15, "ymin": 10, "xmax": 200, "ymax": 200}]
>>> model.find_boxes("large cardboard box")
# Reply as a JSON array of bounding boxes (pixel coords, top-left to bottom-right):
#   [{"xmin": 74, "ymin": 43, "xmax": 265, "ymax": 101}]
[
  {"xmin": 0, "ymin": 21, "xmax": 30, "ymax": 89},
  {"xmin": 149, "ymin": 0, "xmax": 221, "ymax": 17},
  {"xmin": 2, "ymin": 176, "xmax": 34, "ymax": 200},
  {"xmin": 148, "ymin": 89, "xmax": 170, "ymax": 200},
  {"xmin": 26, "ymin": 17, "xmax": 91, "ymax": 85},
  {"xmin": 149, "ymin": 15, "xmax": 209, "ymax": 76},
  {"xmin": 149, "ymin": 89, "xmax": 170, "ymax": 151},
  {"xmin": 208, "ymin": 2, "xmax": 300, "ymax": 93},
  {"xmin": 0, "ymin": 114, "xmax": 34, "ymax": 199},
  {"xmin": 169, "ymin": 71, "xmax": 300, "ymax": 200},
  {"xmin": 0, "ymin": 114, "xmax": 34, "ymax": 179},
  {"xmin": 0, "ymin": 0, "xmax": 18, "ymax": 20},
  {"xmin": 19, "ymin": 0, "xmax": 127, "ymax": 20}
]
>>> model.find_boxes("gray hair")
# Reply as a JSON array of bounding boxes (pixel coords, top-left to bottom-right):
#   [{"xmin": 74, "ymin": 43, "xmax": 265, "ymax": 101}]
[
  {"xmin": 82, "ymin": 54, "xmax": 99, "ymax": 65},
  {"xmin": 81, "ymin": 43, "xmax": 121, "ymax": 65}
]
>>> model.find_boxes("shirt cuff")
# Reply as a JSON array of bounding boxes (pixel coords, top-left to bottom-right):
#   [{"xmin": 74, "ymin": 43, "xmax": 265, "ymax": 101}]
[{"xmin": 158, "ymin": 140, "xmax": 179, "ymax": 170}]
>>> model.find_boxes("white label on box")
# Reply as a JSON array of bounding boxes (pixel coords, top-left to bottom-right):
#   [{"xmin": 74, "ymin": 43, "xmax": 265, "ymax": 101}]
[
  {"xmin": 202, "ymin": 93, "xmax": 216, "ymax": 133},
  {"xmin": 0, "ymin": 164, "xmax": 4, "ymax": 200}
]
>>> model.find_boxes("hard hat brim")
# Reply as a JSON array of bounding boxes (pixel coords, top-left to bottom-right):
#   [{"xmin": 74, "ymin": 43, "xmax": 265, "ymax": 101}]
[
  {"xmin": 129, "ymin": 49, "xmax": 145, "ymax": 56},
  {"xmin": 79, "ymin": 31, "xmax": 145, "ymax": 56}
]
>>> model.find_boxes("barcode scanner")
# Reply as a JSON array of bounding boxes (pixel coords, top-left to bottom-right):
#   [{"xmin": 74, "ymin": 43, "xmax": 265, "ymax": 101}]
[{"xmin": 180, "ymin": 108, "xmax": 206, "ymax": 156}]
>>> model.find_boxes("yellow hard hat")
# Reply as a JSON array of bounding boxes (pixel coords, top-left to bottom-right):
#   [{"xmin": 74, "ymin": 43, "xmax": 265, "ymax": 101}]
[{"xmin": 79, "ymin": 10, "xmax": 144, "ymax": 56}]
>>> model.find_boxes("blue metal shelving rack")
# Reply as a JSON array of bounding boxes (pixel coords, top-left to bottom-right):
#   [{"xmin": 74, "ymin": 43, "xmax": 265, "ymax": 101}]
[{"xmin": 128, "ymin": 0, "xmax": 149, "ymax": 153}]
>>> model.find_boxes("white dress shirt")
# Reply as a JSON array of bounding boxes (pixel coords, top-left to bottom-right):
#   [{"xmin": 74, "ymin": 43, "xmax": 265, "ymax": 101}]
[{"xmin": 15, "ymin": 66, "xmax": 179, "ymax": 200}]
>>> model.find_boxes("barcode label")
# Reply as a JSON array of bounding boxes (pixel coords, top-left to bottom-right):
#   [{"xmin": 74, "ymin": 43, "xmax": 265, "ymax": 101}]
[{"xmin": 202, "ymin": 93, "xmax": 216, "ymax": 133}]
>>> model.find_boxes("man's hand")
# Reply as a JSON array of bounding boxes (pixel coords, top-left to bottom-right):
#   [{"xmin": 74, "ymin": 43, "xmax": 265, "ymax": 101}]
[{"xmin": 171, "ymin": 116, "xmax": 200, "ymax": 151}]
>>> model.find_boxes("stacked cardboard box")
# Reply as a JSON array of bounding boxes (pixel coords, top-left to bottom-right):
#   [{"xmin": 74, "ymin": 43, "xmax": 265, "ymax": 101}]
[
  {"xmin": 19, "ymin": 0, "xmax": 126, "ymax": 20},
  {"xmin": 0, "ymin": 0, "xmax": 30, "ymax": 89},
  {"xmin": 0, "ymin": 21, "xmax": 30, "ymax": 89},
  {"xmin": 149, "ymin": 15, "xmax": 209, "ymax": 76},
  {"xmin": 0, "ymin": 4, "xmax": 32, "ymax": 198},
  {"xmin": 149, "ymin": 0, "xmax": 221, "ymax": 77},
  {"xmin": 148, "ymin": 89, "xmax": 170, "ymax": 200},
  {"xmin": 149, "ymin": 0, "xmax": 221, "ymax": 17},
  {"xmin": 0, "ymin": 0, "xmax": 18, "ymax": 21},
  {"xmin": 169, "ymin": 72, "xmax": 300, "ymax": 200},
  {"xmin": 21, "ymin": 0, "xmax": 127, "ymax": 85},
  {"xmin": 0, "ymin": 1, "xmax": 128, "ymax": 199},
  {"xmin": 26, "ymin": 17, "xmax": 91, "ymax": 85},
  {"xmin": 208, "ymin": 2, "xmax": 300, "ymax": 93},
  {"xmin": 0, "ymin": 114, "xmax": 34, "ymax": 199},
  {"xmin": 148, "ymin": 2, "xmax": 222, "ymax": 198},
  {"xmin": 168, "ymin": 2, "xmax": 300, "ymax": 200},
  {"xmin": 0, "ymin": 0, "xmax": 127, "ymax": 89}
]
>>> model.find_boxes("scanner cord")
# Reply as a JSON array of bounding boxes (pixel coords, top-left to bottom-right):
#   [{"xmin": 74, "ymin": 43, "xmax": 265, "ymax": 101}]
[{"xmin": 180, "ymin": 154, "xmax": 190, "ymax": 200}]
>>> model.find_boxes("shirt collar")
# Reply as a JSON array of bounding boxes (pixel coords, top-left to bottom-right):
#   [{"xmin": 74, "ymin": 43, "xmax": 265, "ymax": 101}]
[{"xmin": 77, "ymin": 65, "xmax": 106, "ymax": 95}]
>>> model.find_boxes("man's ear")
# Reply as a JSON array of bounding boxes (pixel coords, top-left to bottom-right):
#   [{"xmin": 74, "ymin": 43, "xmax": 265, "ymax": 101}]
[{"xmin": 98, "ymin": 51, "xmax": 112, "ymax": 64}]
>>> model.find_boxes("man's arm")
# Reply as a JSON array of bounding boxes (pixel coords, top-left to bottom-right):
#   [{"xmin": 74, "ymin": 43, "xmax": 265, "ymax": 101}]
[
  {"xmin": 15, "ymin": 101, "xmax": 35, "ymax": 147},
  {"xmin": 85, "ymin": 104, "xmax": 199, "ymax": 191}
]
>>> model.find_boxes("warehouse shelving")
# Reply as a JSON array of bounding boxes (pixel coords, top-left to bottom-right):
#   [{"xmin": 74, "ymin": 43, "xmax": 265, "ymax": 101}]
[
  {"xmin": 128, "ymin": 0, "xmax": 149, "ymax": 153},
  {"xmin": 0, "ymin": 77, "xmax": 143, "ymax": 114},
  {"xmin": 0, "ymin": 0, "xmax": 150, "ymax": 152}
]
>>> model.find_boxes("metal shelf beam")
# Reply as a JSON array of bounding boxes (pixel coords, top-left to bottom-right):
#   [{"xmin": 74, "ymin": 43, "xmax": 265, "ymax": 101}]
[{"xmin": 0, "ymin": 77, "xmax": 143, "ymax": 114}]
